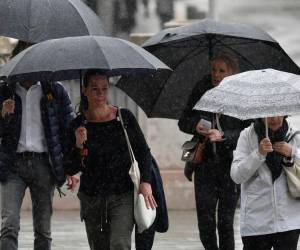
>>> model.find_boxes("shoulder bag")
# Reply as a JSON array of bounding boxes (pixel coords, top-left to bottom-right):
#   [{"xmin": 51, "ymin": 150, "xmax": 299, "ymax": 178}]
[
  {"xmin": 181, "ymin": 136, "xmax": 207, "ymax": 164},
  {"xmin": 118, "ymin": 108, "xmax": 156, "ymax": 233},
  {"xmin": 284, "ymin": 131, "xmax": 300, "ymax": 198}
]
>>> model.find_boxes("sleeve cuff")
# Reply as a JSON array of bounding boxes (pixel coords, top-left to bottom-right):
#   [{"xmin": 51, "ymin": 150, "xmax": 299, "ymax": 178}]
[{"xmin": 255, "ymin": 149, "xmax": 266, "ymax": 161}]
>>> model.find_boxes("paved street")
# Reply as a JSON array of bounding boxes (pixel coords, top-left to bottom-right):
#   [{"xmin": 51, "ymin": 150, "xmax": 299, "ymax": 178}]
[
  {"xmin": 18, "ymin": 209, "xmax": 300, "ymax": 249},
  {"xmin": 4, "ymin": 1, "xmax": 300, "ymax": 250},
  {"xmin": 18, "ymin": 209, "xmax": 243, "ymax": 250}
]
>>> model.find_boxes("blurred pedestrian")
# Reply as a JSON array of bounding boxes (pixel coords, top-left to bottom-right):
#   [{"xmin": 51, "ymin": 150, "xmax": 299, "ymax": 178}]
[
  {"xmin": 113, "ymin": 0, "xmax": 137, "ymax": 35},
  {"xmin": 142, "ymin": 0, "xmax": 150, "ymax": 18},
  {"xmin": 156, "ymin": 0, "xmax": 174, "ymax": 28}
]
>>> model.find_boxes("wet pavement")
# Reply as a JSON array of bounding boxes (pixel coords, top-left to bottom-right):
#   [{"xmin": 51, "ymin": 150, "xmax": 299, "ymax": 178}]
[
  {"xmin": 18, "ymin": 208, "xmax": 300, "ymax": 249},
  {"xmin": 18, "ymin": 209, "xmax": 243, "ymax": 250},
  {"xmin": 6, "ymin": 1, "xmax": 300, "ymax": 249}
]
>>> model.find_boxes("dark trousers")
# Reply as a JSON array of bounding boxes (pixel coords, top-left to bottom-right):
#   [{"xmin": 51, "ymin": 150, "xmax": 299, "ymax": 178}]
[
  {"xmin": 78, "ymin": 191, "xmax": 134, "ymax": 250},
  {"xmin": 0, "ymin": 156, "xmax": 55, "ymax": 250},
  {"xmin": 242, "ymin": 230, "xmax": 300, "ymax": 250},
  {"xmin": 194, "ymin": 161, "xmax": 239, "ymax": 250}
]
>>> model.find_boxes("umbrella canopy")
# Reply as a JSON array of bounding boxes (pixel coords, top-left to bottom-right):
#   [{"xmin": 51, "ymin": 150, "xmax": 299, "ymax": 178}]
[
  {"xmin": 193, "ymin": 68, "xmax": 300, "ymax": 120},
  {"xmin": 117, "ymin": 19, "xmax": 300, "ymax": 119},
  {"xmin": 0, "ymin": 36, "xmax": 170, "ymax": 83},
  {"xmin": 0, "ymin": 0, "xmax": 105, "ymax": 43}
]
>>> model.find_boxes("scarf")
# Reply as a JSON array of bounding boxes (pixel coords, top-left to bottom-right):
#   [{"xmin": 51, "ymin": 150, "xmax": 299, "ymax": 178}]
[{"xmin": 254, "ymin": 118, "xmax": 288, "ymax": 182}]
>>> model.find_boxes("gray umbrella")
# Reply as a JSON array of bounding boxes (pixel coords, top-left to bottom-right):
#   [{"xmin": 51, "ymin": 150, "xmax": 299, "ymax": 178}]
[
  {"xmin": 117, "ymin": 19, "xmax": 300, "ymax": 119},
  {"xmin": 0, "ymin": 0, "xmax": 105, "ymax": 43},
  {"xmin": 0, "ymin": 36, "xmax": 170, "ymax": 83},
  {"xmin": 193, "ymin": 68, "xmax": 300, "ymax": 120}
]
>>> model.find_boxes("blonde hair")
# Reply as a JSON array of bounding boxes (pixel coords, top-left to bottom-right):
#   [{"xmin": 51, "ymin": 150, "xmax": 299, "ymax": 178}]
[{"xmin": 211, "ymin": 50, "xmax": 240, "ymax": 74}]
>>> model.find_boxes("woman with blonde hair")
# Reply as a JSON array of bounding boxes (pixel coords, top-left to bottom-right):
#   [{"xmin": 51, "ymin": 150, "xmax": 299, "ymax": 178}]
[{"xmin": 179, "ymin": 50, "xmax": 248, "ymax": 250}]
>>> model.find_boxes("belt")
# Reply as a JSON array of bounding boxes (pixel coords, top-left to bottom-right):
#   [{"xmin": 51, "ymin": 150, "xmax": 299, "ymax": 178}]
[{"xmin": 16, "ymin": 151, "xmax": 48, "ymax": 159}]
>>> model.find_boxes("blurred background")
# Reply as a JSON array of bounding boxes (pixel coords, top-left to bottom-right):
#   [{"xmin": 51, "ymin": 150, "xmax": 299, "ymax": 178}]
[{"xmin": 1, "ymin": 0, "xmax": 300, "ymax": 210}]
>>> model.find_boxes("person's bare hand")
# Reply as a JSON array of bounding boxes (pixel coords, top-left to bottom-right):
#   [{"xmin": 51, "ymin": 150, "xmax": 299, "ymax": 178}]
[
  {"xmin": 75, "ymin": 126, "xmax": 87, "ymax": 148},
  {"xmin": 259, "ymin": 138, "xmax": 273, "ymax": 156},
  {"xmin": 196, "ymin": 121, "xmax": 209, "ymax": 135},
  {"xmin": 139, "ymin": 182, "xmax": 157, "ymax": 210},
  {"xmin": 66, "ymin": 175, "xmax": 80, "ymax": 192},
  {"xmin": 207, "ymin": 129, "xmax": 223, "ymax": 142},
  {"xmin": 1, "ymin": 99, "xmax": 15, "ymax": 118},
  {"xmin": 273, "ymin": 141, "xmax": 292, "ymax": 157}
]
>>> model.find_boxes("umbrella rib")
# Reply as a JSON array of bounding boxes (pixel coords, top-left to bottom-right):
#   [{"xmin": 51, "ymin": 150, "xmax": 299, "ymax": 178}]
[
  {"xmin": 26, "ymin": 0, "xmax": 34, "ymax": 41},
  {"xmin": 149, "ymin": 41, "xmax": 207, "ymax": 50},
  {"xmin": 147, "ymin": 33, "xmax": 268, "ymax": 49},
  {"xmin": 150, "ymin": 46, "xmax": 208, "ymax": 115},
  {"xmin": 92, "ymin": 37, "xmax": 112, "ymax": 72},
  {"xmin": 67, "ymin": 0, "xmax": 90, "ymax": 34},
  {"xmin": 216, "ymin": 38, "xmax": 257, "ymax": 70}
]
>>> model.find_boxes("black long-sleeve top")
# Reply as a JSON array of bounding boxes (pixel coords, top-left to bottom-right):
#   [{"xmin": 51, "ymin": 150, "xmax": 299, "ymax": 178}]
[
  {"xmin": 64, "ymin": 108, "xmax": 152, "ymax": 197},
  {"xmin": 178, "ymin": 75, "xmax": 251, "ymax": 165}
]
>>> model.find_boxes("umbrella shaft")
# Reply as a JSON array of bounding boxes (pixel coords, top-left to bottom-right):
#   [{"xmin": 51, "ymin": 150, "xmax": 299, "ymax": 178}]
[{"xmin": 265, "ymin": 117, "xmax": 268, "ymax": 138}]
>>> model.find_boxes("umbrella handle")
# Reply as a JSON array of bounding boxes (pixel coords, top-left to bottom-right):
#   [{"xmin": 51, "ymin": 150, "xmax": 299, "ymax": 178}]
[{"xmin": 265, "ymin": 117, "xmax": 268, "ymax": 138}]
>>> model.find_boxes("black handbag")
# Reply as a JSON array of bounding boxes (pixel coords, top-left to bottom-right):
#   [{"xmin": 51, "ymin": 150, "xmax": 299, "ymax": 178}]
[{"xmin": 181, "ymin": 137, "xmax": 207, "ymax": 164}]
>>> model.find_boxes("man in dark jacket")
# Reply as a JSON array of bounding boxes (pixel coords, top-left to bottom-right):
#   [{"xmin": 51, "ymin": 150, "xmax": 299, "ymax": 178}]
[{"xmin": 0, "ymin": 76, "xmax": 75, "ymax": 250}]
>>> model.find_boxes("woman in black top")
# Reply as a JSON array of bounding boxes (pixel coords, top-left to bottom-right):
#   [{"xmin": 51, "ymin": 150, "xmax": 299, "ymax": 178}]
[
  {"xmin": 64, "ymin": 69, "xmax": 156, "ymax": 250},
  {"xmin": 179, "ymin": 50, "xmax": 249, "ymax": 250}
]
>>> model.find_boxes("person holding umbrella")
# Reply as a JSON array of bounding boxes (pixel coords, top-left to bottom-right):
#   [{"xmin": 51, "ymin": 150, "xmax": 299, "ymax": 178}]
[
  {"xmin": 231, "ymin": 116, "xmax": 300, "ymax": 250},
  {"xmin": 63, "ymin": 69, "xmax": 157, "ymax": 250},
  {"xmin": 178, "ymin": 50, "xmax": 249, "ymax": 250},
  {"xmin": 193, "ymin": 68, "xmax": 300, "ymax": 250},
  {"xmin": 0, "ymin": 42, "xmax": 76, "ymax": 250}
]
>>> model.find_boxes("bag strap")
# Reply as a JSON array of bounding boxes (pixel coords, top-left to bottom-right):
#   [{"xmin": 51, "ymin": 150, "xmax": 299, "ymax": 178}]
[
  {"xmin": 118, "ymin": 108, "xmax": 135, "ymax": 164},
  {"xmin": 287, "ymin": 131, "xmax": 300, "ymax": 143}
]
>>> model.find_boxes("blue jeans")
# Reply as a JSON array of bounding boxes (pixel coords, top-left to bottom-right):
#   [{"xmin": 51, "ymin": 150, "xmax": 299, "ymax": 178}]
[{"xmin": 0, "ymin": 156, "xmax": 55, "ymax": 250}]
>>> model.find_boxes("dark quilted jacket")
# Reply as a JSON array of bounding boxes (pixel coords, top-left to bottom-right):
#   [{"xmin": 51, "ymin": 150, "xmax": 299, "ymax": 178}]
[{"xmin": 0, "ymin": 81, "xmax": 75, "ymax": 186}]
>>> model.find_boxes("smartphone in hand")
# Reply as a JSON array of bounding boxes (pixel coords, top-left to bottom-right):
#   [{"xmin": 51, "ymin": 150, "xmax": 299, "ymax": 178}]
[
  {"xmin": 199, "ymin": 119, "xmax": 212, "ymax": 130},
  {"xmin": 196, "ymin": 118, "xmax": 212, "ymax": 135}
]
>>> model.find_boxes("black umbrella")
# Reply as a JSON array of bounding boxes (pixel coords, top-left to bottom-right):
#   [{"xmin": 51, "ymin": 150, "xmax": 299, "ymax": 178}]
[
  {"xmin": 0, "ymin": 36, "xmax": 170, "ymax": 83},
  {"xmin": 0, "ymin": 0, "xmax": 105, "ymax": 43},
  {"xmin": 117, "ymin": 19, "xmax": 300, "ymax": 119}
]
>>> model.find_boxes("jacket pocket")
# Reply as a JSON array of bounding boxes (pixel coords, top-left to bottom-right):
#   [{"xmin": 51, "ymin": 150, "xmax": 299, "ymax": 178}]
[{"xmin": 244, "ymin": 193, "xmax": 273, "ymax": 234}]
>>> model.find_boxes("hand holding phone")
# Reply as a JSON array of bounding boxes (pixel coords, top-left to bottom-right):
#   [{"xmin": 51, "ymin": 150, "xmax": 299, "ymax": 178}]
[{"xmin": 196, "ymin": 119, "xmax": 212, "ymax": 135}]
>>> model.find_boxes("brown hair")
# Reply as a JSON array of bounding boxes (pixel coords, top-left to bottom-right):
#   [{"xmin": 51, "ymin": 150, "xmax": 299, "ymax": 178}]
[
  {"xmin": 83, "ymin": 69, "xmax": 109, "ymax": 88},
  {"xmin": 79, "ymin": 70, "xmax": 109, "ymax": 113},
  {"xmin": 11, "ymin": 41, "xmax": 33, "ymax": 58}
]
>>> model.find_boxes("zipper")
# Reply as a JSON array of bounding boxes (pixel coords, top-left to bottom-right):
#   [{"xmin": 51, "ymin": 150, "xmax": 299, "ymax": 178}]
[{"xmin": 272, "ymin": 179, "xmax": 278, "ymax": 232}]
